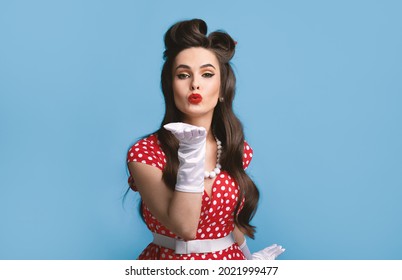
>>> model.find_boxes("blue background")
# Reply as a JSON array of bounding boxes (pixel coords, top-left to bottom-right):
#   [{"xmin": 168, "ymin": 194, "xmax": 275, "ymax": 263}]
[{"xmin": 1, "ymin": 0, "xmax": 401, "ymax": 260}]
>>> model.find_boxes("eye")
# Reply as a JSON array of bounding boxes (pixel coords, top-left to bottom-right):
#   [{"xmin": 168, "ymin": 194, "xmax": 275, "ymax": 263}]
[
  {"xmin": 177, "ymin": 73, "xmax": 190, "ymax": 79},
  {"xmin": 202, "ymin": 72, "xmax": 215, "ymax": 78}
]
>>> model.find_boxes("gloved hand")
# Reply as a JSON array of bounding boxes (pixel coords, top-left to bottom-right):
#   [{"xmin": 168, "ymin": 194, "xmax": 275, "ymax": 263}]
[
  {"xmin": 251, "ymin": 244, "xmax": 285, "ymax": 260},
  {"xmin": 240, "ymin": 239, "xmax": 285, "ymax": 260},
  {"xmin": 163, "ymin": 122, "xmax": 206, "ymax": 193}
]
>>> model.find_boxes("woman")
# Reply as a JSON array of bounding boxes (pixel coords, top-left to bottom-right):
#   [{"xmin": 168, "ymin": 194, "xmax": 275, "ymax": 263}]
[{"xmin": 127, "ymin": 19, "xmax": 284, "ymax": 260}]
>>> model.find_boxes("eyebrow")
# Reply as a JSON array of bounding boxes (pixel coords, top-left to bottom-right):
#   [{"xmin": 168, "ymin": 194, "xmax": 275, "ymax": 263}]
[{"xmin": 175, "ymin": 63, "xmax": 216, "ymax": 71}]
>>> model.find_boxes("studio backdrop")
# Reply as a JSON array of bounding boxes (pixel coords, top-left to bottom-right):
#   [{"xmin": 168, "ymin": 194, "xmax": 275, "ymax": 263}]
[{"xmin": 1, "ymin": 0, "xmax": 401, "ymax": 259}]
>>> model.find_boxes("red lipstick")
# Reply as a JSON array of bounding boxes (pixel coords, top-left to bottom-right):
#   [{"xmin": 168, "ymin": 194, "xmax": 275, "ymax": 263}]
[{"xmin": 188, "ymin": 93, "xmax": 202, "ymax": 104}]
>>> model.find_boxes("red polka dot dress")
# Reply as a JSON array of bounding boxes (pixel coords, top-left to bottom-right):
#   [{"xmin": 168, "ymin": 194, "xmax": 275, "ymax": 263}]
[{"xmin": 127, "ymin": 134, "xmax": 254, "ymax": 260}]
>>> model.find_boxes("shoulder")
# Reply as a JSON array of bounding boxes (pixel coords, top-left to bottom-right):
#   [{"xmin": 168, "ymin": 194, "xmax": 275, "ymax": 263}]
[
  {"xmin": 127, "ymin": 134, "xmax": 166, "ymax": 171},
  {"xmin": 242, "ymin": 140, "xmax": 253, "ymax": 170}
]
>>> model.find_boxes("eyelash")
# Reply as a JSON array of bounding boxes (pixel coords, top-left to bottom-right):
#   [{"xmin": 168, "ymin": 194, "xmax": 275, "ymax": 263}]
[
  {"xmin": 176, "ymin": 73, "xmax": 215, "ymax": 79},
  {"xmin": 202, "ymin": 73, "xmax": 215, "ymax": 78},
  {"xmin": 177, "ymin": 73, "xmax": 190, "ymax": 79}
]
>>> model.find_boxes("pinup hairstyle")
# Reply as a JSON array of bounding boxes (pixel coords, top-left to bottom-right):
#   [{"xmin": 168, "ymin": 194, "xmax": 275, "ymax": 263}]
[{"xmin": 153, "ymin": 19, "xmax": 260, "ymax": 238}]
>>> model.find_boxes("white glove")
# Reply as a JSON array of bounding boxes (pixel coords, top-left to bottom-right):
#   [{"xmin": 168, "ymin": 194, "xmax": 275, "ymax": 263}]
[
  {"xmin": 252, "ymin": 244, "xmax": 285, "ymax": 260},
  {"xmin": 240, "ymin": 239, "xmax": 285, "ymax": 260},
  {"xmin": 163, "ymin": 122, "xmax": 206, "ymax": 193}
]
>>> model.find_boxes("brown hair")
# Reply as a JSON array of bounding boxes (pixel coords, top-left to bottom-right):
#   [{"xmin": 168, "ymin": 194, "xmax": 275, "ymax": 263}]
[{"xmin": 149, "ymin": 19, "xmax": 260, "ymax": 238}]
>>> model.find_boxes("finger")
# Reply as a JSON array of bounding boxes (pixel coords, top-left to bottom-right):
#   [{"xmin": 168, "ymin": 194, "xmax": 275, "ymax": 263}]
[
  {"xmin": 190, "ymin": 128, "xmax": 203, "ymax": 138},
  {"xmin": 163, "ymin": 123, "xmax": 181, "ymax": 133},
  {"xmin": 262, "ymin": 244, "xmax": 279, "ymax": 254},
  {"xmin": 190, "ymin": 128, "xmax": 199, "ymax": 138},
  {"xmin": 251, "ymin": 253, "xmax": 263, "ymax": 260},
  {"xmin": 183, "ymin": 127, "xmax": 193, "ymax": 139},
  {"xmin": 197, "ymin": 127, "xmax": 206, "ymax": 137},
  {"xmin": 265, "ymin": 247, "xmax": 280, "ymax": 256},
  {"xmin": 269, "ymin": 247, "xmax": 285, "ymax": 259}
]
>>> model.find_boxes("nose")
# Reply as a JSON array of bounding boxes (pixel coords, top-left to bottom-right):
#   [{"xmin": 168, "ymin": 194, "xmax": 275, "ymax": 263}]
[{"xmin": 190, "ymin": 78, "xmax": 200, "ymax": 91}]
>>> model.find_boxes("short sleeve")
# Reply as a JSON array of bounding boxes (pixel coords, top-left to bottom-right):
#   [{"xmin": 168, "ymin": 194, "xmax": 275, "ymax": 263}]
[
  {"xmin": 127, "ymin": 135, "xmax": 166, "ymax": 170},
  {"xmin": 126, "ymin": 135, "xmax": 166, "ymax": 191},
  {"xmin": 242, "ymin": 141, "xmax": 253, "ymax": 170}
]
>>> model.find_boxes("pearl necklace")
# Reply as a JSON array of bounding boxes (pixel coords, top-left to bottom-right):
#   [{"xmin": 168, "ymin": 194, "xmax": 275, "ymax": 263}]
[{"xmin": 204, "ymin": 137, "xmax": 222, "ymax": 179}]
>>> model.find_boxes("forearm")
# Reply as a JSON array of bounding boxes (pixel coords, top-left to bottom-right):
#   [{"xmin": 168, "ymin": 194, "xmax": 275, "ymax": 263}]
[
  {"xmin": 233, "ymin": 225, "xmax": 246, "ymax": 246},
  {"xmin": 131, "ymin": 162, "xmax": 204, "ymax": 240},
  {"xmin": 168, "ymin": 191, "xmax": 203, "ymax": 240},
  {"xmin": 162, "ymin": 122, "xmax": 206, "ymax": 239},
  {"xmin": 233, "ymin": 226, "xmax": 252, "ymax": 259}
]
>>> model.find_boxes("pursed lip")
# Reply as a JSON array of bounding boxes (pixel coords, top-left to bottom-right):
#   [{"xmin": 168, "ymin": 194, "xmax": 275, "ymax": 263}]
[{"xmin": 188, "ymin": 93, "xmax": 202, "ymax": 104}]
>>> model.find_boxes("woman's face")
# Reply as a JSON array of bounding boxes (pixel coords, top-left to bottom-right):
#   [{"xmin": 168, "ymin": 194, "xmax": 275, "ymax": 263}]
[{"xmin": 172, "ymin": 47, "xmax": 221, "ymax": 121}]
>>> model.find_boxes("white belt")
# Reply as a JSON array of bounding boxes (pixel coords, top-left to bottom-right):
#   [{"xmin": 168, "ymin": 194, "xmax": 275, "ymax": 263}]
[{"xmin": 152, "ymin": 232, "xmax": 235, "ymax": 254}]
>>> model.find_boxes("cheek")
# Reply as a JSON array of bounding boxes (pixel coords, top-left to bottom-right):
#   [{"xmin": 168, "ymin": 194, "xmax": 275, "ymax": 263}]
[
  {"xmin": 211, "ymin": 78, "xmax": 221, "ymax": 96},
  {"xmin": 172, "ymin": 91, "xmax": 181, "ymax": 108},
  {"xmin": 172, "ymin": 79, "xmax": 187, "ymax": 95},
  {"xmin": 172, "ymin": 82, "xmax": 182, "ymax": 99},
  {"xmin": 172, "ymin": 82, "xmax": 186, "ymax": 109}
]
